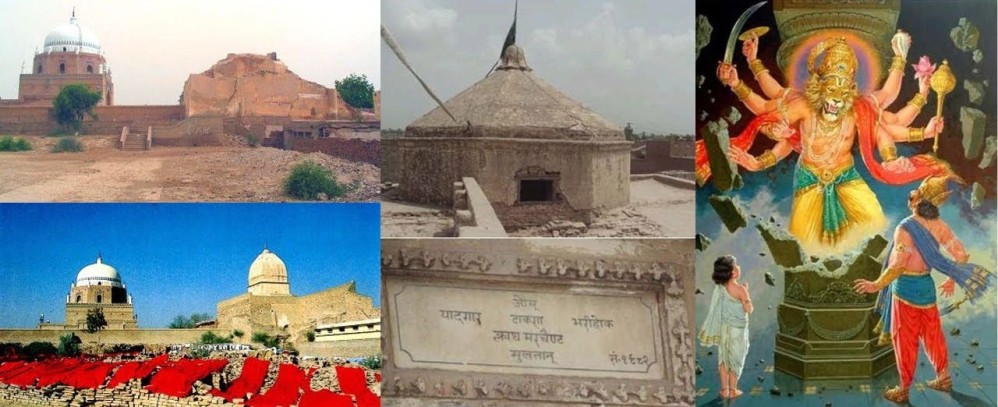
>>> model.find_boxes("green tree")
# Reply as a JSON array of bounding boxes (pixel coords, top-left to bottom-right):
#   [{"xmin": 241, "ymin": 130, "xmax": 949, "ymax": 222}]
[
  {"xmin": 334, "ymin": 74, "xmax": 375, "ymax": 109},
  {"xmin": 57, "ymin": 333, "xmax": 81, "ymax": 356},
  {"xmin": 624, "ymin": 122, "xmax": 635, "ymax": 141},
  {"xmin": 52, "ymin": 84, "xmax": 102, "ymax": 131},
  {"xmin": 168, "ymin": 312, "xmax": 213, "ymax": 329},
  {"xmin": 85, "ymin": 307, "xmax": 107, "ymax": 334}
]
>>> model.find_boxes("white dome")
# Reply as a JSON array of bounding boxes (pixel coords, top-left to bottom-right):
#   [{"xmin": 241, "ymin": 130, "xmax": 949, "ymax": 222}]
[
  {"xmin": 76, "ymin": 256, "xmax": 123, "ymax": 288},
  {"xmin": 248, "ymin": 249, "xmax": 288, "ymax": 283},
  {"xmin": 43, "ymin": 13, "xmax": 101, "ymax": 54}
]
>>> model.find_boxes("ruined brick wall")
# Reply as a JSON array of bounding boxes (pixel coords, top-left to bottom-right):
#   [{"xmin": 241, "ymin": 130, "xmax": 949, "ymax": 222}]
[
  {"xmin": 631, "ymin": 139, "xmax": 695, "ymax": 174},
  {"xmin": 182, "ymin": 53, "xmax": 359, "ymax": 120},
  {"xmin": 283, "ymin": 136, "xmax": 379, "ymax": 165},
  {"xmin": 492, "ymin": 201, "xmax": 591, "ymax": 230},
  {"xmin": 151, "ymin": 116, "xmax": 224, "ymax": 146},
  {"xmin": 0, "ymin": 105, "xmax": 183, "ymax": 135},
  {"xmin": 297, "ymin": 284, "xmax": 381, "ymax": 327},
  {"xmin": 297, "ymin": 339, "xmax": 380, "ymax": 359}
]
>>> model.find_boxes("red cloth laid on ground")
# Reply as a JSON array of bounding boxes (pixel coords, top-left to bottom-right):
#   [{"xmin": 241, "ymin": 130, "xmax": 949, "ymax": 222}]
[
  {"xmin": 34, "ymin": 358, "xmax": 84, "ymax": 387},
  {"xmin": 145, "ymin": 358, "xmax": 228, "ymax": 397},
  {"xmin": 334, "ymin": 366, "xmax": 367, "ymax": 396},
  {"xmin": 62, "ymin": 361, "xmax": 118, "ymax": 389},
  {"xmin": 356, "ymin": 389, "xmax": 380, "ymax": 407},
  {"xmin": 107, "ymin": 353, "xmax": 168, "ymax": 389},
  {"xmin": 298, "ymin": 389, "xmax": 354, "ymax": 407},
  {"xmin": 0, "ymin": 362, "xmax": 29, "ymax": 380},
  {"xmin": 210, "ymin": 357, "xmax": 270, "ymax": 401},
  {"xmin": 3, "ymin": 359, "xmax": 65, "ymax": 387},
  {"xmin": 374, "ymin": 372, "xmax": 381, "ymax": 383},
  {"xmin": 245, "ymin": 363, "xmax": 310, "ymax": 407}
]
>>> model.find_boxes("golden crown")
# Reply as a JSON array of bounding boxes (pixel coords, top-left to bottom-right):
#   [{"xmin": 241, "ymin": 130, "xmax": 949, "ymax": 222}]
[
  {"xmin": 808, "ymin": 38, "xmax": 858, "ymax": 80},
  {"xmin": 917, "ymin": 176, "xmax": 951, "ymax": 207}
]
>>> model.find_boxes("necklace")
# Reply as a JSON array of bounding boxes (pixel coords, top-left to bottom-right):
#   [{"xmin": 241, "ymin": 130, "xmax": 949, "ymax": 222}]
[{"xmin": 804, "ymin": 115, "xmax": 848, "ymax": 164}]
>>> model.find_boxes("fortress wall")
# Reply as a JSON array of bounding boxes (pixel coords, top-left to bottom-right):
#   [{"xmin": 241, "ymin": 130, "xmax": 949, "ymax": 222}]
[{"xmin": 0, "ymin": 329, "xmax": 207, "ymax": 345}]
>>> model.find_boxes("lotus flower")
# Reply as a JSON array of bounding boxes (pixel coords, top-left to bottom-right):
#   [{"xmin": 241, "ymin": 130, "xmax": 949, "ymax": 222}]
[{"xmin": 913, "ymin": 56, "xmax": 936, "ymax": 80}]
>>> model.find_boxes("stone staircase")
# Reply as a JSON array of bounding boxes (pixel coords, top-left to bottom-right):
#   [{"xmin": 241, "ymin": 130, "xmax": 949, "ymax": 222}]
[{"xmin": 118, "ymin": 126, "xmax": 151, "ymax": 151}]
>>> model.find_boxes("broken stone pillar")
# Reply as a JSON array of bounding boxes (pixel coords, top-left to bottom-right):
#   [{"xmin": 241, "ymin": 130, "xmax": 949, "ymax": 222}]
[
  {"xmin": 701, "ymin": 119, "xmax": 742, "ymax": 191},
  {"xmin": 724, "ymin": 106, "xmax": 742, "ymax": 126},
  {"xmin": 756, "ymin": 222, "xmax": 805, "ymax": 268},
  {"xmin": 775, "ymin": 253, "xmax": 895, "ymax": 380},
  {"xmin": 696, "ymin": 15, "xmax": 713, "ymax": 60},
  {"xmin": 858, "ymin": 234, "xmax": 889, "ymax": 260},
  {"xmin": 971, "ymin": 182, "xmax": 984, "ymax": 209},
  {"xmin": 961, "ymin": 107, "xmax": 987, "ymax": 159},
  {"xmin": 696, "ymin": 233, "xmax": 712, "ymax": 251},
  {"xmin": 950, "ymin": 18, "xmax": 980, "ymax": 52},
  {"xmin": 708, "ymin": 195, "xmax": 747, "ymax": 233},
  {"xmin": 979, "ymin": 136, "xmax": 996, "ymax": 169},
  {"xmin": 965, "ymin": 80, "xmax": 985, "ymax": 105}
]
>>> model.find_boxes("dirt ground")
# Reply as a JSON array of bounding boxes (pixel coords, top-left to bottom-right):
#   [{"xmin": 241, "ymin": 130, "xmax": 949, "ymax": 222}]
[{"xmin": 0, "ymin": 135, "xmax": 379, "ymax": 202}]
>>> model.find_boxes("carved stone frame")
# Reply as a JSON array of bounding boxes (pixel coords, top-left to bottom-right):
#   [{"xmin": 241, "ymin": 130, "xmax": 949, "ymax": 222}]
[{"xmin": 381, "ymin": 239, "xmax": 695, "ymax": 406}]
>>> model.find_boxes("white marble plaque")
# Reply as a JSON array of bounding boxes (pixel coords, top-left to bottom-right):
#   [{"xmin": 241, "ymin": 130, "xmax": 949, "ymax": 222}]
[{"xmin": 386, "ymin": 279, "xmax": 664, "ymax": 379}]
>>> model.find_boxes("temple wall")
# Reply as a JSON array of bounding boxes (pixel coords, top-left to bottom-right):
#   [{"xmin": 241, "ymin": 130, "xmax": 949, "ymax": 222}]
[{"xmin": 0, "ymin": 329, "xmax": 205, "ymax": 345}]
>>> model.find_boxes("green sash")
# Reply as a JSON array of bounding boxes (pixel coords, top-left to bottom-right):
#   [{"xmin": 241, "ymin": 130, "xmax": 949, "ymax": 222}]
[{"xmin": 794, "ymin": 164, "xmax": 861, "ymax": 236}]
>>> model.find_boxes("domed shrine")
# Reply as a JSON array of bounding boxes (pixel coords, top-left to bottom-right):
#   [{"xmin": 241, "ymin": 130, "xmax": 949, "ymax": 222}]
[
  {"xmin": 64, "ymin": 255, "xmax": 137, "ymax": 330},
  {"xmin": 17, "ymin": 9, "xmax": 114, "ymax": 106}
]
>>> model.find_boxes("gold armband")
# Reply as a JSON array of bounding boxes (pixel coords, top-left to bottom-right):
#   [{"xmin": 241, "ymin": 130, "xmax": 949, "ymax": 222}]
[
  {"xmin": 907, "ymin": 92, "xmax": 927, "ymax": 110},
  {"xmin": 907, "ymin": 127, "xmax": 924, "ymax": 143},
  {"xmin": 873, "ymin": 267, "xmax": 904, "ymax": 290},
  {"xmin": 732, "ymin": 81, "xmax": 752, "ymax": 100},
  {"xmin": 889, "ymin": 56, "xmax": 905, "ymax": 74},
  {"xmin": 749, "ymin": 59, "xmax": 769, "ymax": 78},
  {"xmin": 757, "ymin": 149, "xmax": 777, "ymax": 169},
  {"xmin": 880, "ymin": 145, "xmax": 898, "ymax": 162}
]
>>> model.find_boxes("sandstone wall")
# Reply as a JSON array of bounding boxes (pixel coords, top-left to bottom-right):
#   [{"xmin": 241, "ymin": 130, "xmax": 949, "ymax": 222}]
[
  {"xmin": 297, "ymin": 339, "xmax": 380, "ymax": 359},
  {"xmin": 18, "ymin": 73, "xmax": 111, "ymax": 106},
  {"xmin": 150, "ymin": 116, "xmax": 224, "ymax": 146},
  {"xmin": 0, "ymin": 328, "xmax": 206, "ymax": 345},
  {"xmin": 382, "ymin": 138, "xmax": 400, "ymax": 183},
  {"xmin": 397, "ymin": 138, "xmax": 631, "ymax": 218}
]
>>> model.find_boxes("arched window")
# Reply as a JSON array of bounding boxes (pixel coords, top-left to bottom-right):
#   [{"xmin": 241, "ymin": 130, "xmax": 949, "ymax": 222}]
[
  {"xmin": 59, "ymin": 63, "xmax": 65, "ymax": 74},
  {"xmin": 37, "ymin": 65, "xmax": 42, "ymax": 74},
  {"xmin": 86, "ymin": 65, "xmax": 93, "ymax": 73},
  {"xmin": 96, "ymin": 294, "xmax": 102, "ymax": 303},
  {"xmin": 75, "ymin": 295, "xmax": 81, "ymax": 303},
  {"xmin": 63, "ymin": 47, "xmax": 67, "ymax": 52}
]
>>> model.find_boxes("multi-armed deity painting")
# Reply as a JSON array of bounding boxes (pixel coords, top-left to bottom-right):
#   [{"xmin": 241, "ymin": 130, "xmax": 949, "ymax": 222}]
[{"xmin": 694, "ymin": 0, "xmax": 996, "ymax": 405}]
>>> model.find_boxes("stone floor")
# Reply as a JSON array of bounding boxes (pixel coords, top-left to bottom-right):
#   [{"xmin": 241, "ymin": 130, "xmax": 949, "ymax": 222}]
[{"xmin": 695, "ymin": 316, "xmax": 997, "ymax": 406}]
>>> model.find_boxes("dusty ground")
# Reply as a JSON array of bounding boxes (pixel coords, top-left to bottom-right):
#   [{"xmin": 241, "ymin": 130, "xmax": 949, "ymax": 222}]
[
  {"xmin": 381, "ymin": 177, "xmax": 695, "ymax": 238},
  {"xmin": 0, "ymin": 135, "xmax": 379, "ymax": 202}
]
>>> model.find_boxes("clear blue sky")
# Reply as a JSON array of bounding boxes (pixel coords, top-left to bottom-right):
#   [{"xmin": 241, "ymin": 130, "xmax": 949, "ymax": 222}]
[{"xmin": 0, "ymin": 203, "xmax": 380, "ymax": 328}]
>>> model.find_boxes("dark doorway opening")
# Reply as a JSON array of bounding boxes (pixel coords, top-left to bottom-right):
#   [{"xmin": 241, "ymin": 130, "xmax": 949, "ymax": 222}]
[{"xmin": 519, "ymin": 179, "xmax": 554, "ymax": 202}]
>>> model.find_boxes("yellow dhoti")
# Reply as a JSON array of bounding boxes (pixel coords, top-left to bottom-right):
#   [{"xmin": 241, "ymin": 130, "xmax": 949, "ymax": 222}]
[{"xmin": 788, "ymin": 161, "xmax": 887, "ymax": 256}]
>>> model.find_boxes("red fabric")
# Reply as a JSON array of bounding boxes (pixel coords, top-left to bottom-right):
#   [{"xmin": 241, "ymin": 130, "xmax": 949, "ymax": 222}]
[
  {"xmin": 133, "ymin": 354, "xmax": 168, "ymax": 379},
  {"xmin": 0, "ymin": 362, "xmax": 29, "ymax": 379},
  {"xmin": 298, "ymin": 389, "xmax": 354, "ymax": 407},
  {"xmin": 334, "ymin": 366, "xmax": 368, "ymax": 396},
  {"xmin": 891, "ymin": 299, "xmax": 948, "ymax": 387},
  {"xmin": 106, "ymin": 361, "xmax": 141, "ymax": 388},
  {"xmin": 210, "ymin": 357, "xmax": 270, "ymax": 401},
  {"xmin": 852, "ymin": 98, "xmax": 950, "ymax": 184},
  {"xmin": 145, "ymin": 359, "xmax": 228, "ymax": 397},
  {"xmin": 245, "ymin": 363, "xmax": 309, "ymax": 407},
  {"xmin": 35, "ymin": 359, "xmax": 84, "ymax": 387},
  {"xmin": 107, "ymin": 354, "xmax": 168, "ymax": 389},
  {"xmin": 356, "ymin": 389, "xmax": 380, "ymax": 407},
  {"xmin": 62, "ymin": 361, "xmax": 118, "ymax": 389},
  {"xmin": 374, "ymin": 372, "xmax": 381, "ymax": 383},
  {"xmin": 695, "ymin": 113, "xmax": 802, "ymax": 184}
]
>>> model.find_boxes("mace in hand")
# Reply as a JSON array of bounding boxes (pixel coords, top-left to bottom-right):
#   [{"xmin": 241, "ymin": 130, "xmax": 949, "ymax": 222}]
[{"xmin": 930, "ymin": 60, "xmax": 956, "ymax": 154}]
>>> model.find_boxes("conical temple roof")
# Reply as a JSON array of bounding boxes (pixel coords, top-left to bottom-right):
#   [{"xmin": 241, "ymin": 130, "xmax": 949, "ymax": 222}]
[{"xmin": 406, "ymin": 45, "xmax": 623, "ymax": 141}]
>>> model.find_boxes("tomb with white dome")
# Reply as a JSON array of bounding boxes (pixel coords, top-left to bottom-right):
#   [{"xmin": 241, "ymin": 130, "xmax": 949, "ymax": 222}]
[{"xmin": 64, "ymin": 254, "xmax": 137, "ymax": 330}]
